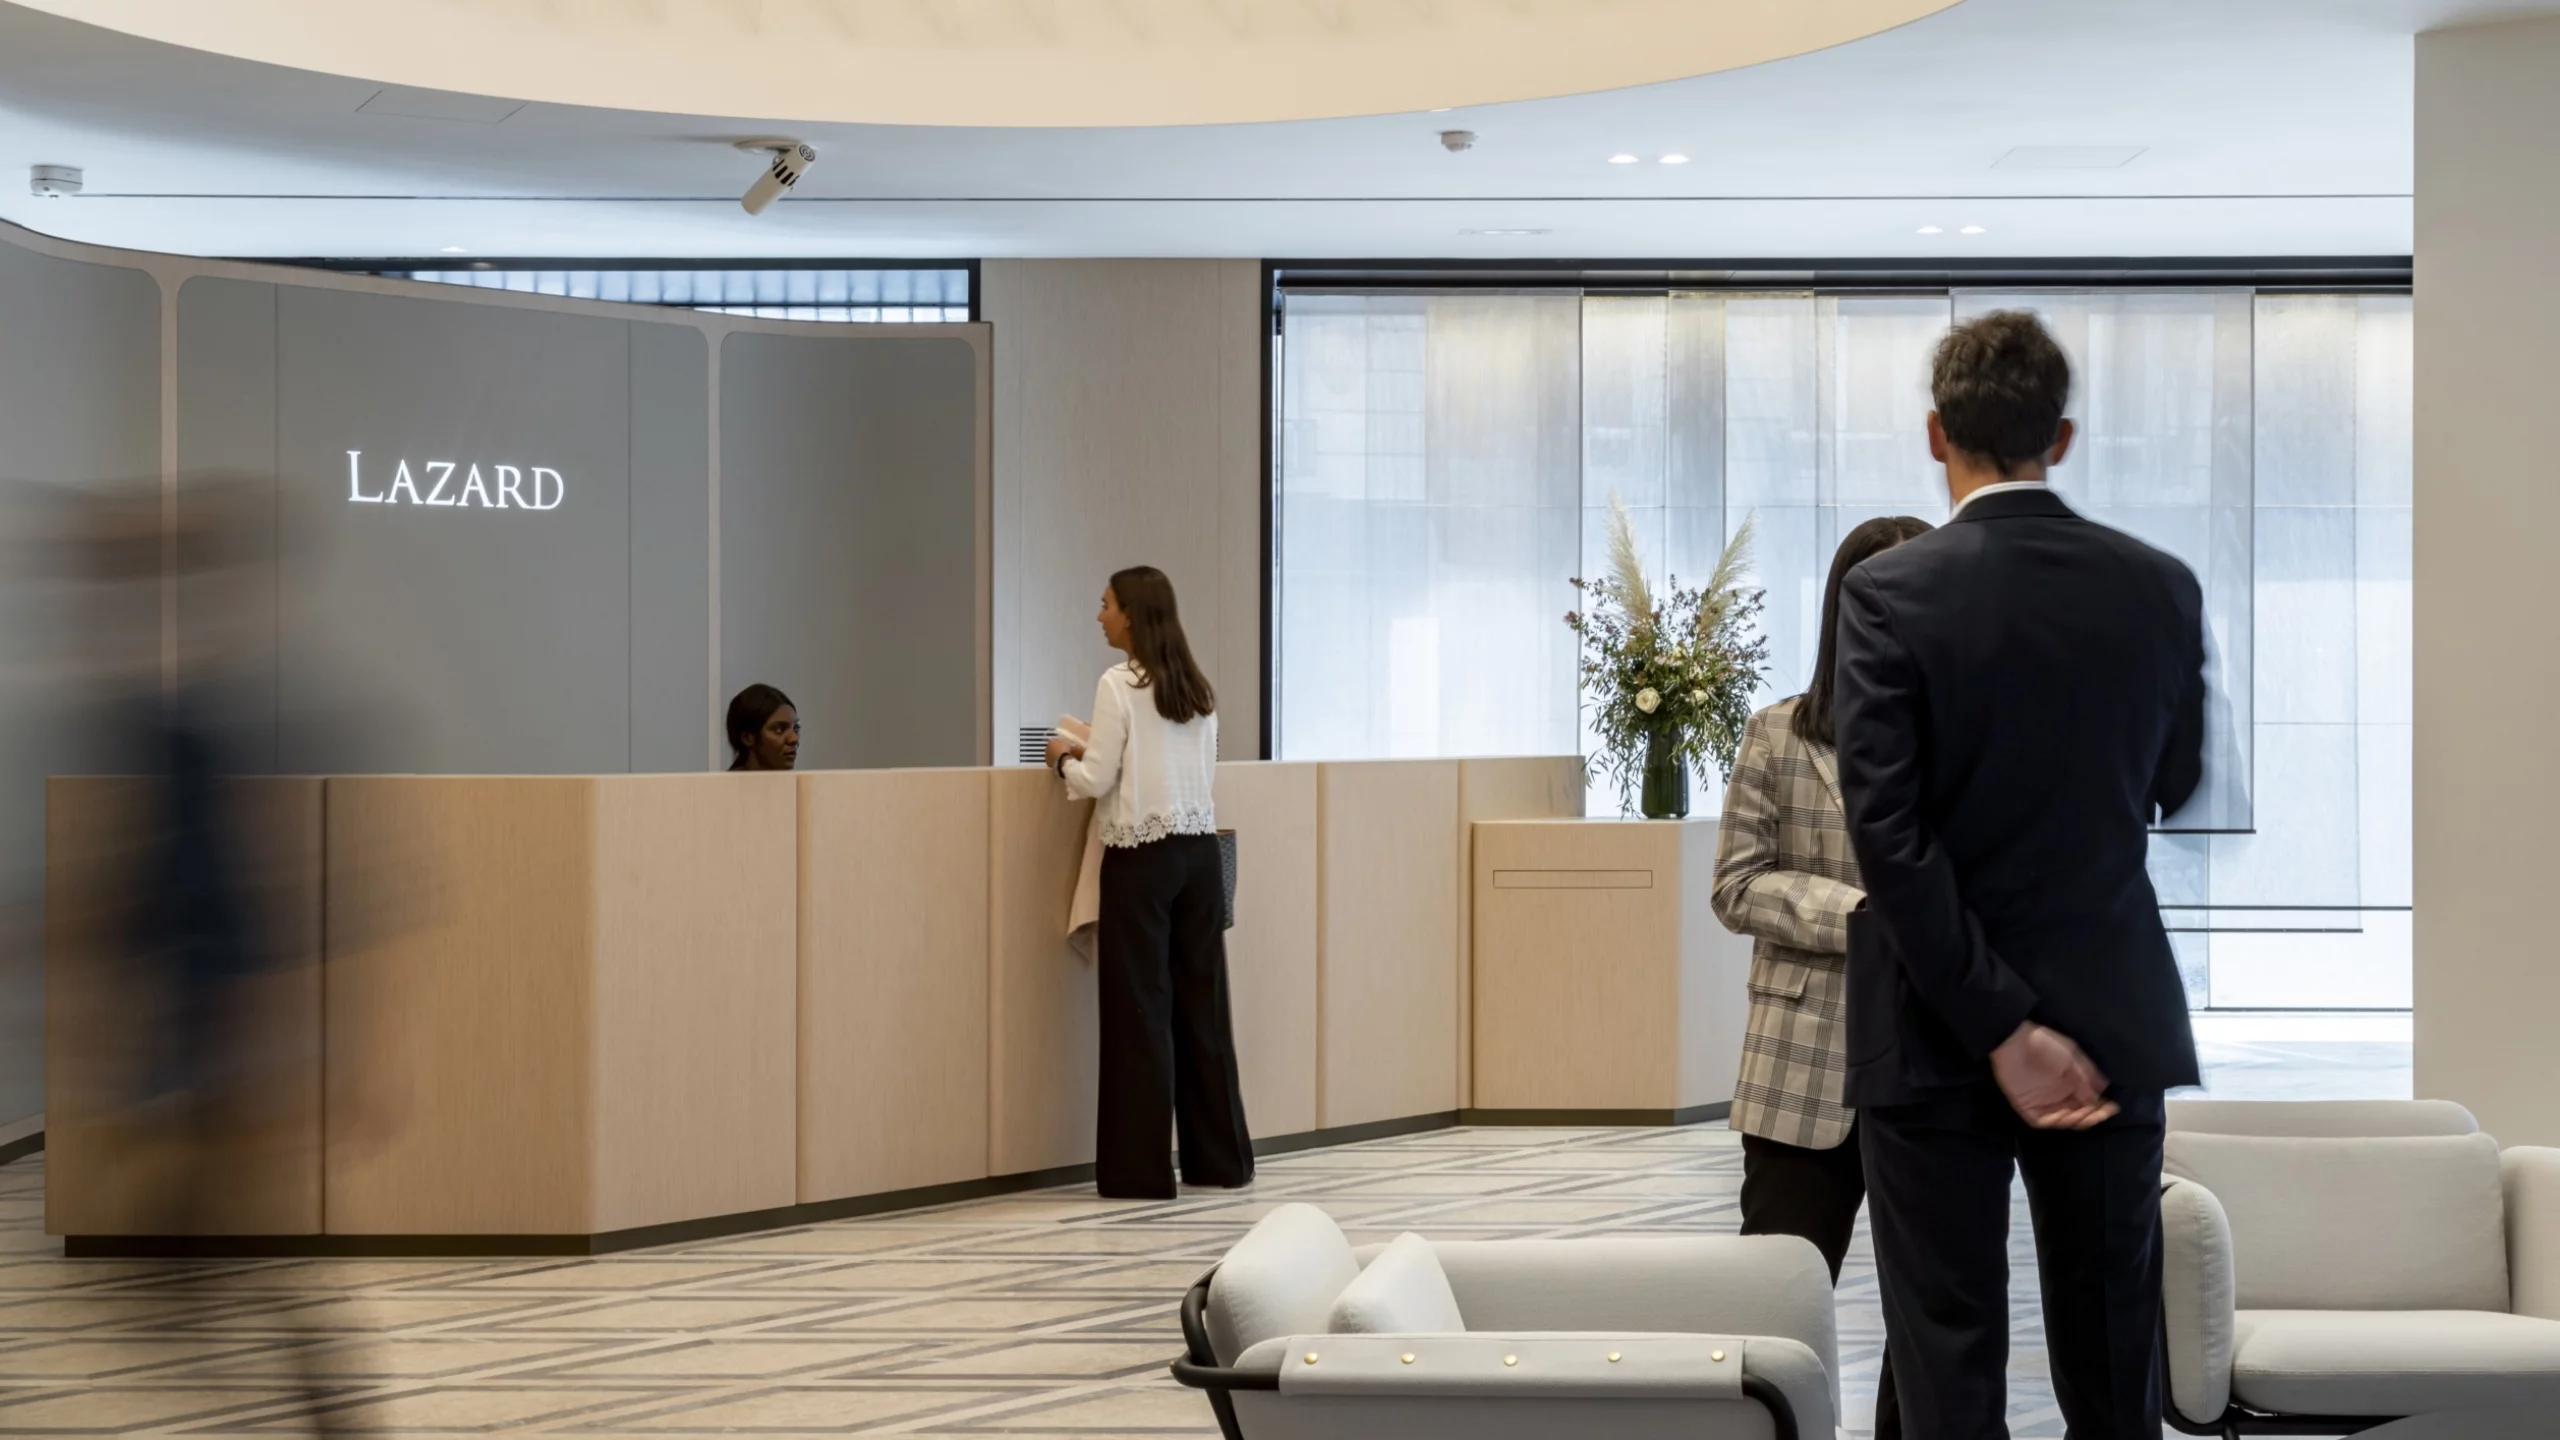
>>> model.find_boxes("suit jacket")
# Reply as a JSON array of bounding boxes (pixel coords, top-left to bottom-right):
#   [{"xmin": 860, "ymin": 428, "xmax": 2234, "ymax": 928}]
[
  {"xmin": 1833, "ymin": 486, "xmax": 2205, "ymax": 1107},
  {"xmin": 1711, "ymin": 697, "xmax": 1863, "ymax": 1150}
]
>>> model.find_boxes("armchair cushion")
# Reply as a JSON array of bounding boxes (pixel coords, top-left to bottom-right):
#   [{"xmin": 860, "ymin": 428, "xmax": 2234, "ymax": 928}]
[
  {"xmin": 1428, "ymin": 1236, "xmax": 1835, "ymax": 1364},
  {"xmin": 2165, "ymin": 1131, "xmax": 2509, "ymax": 1312},
  {"xmin": 2506, "ymin": 1147, "xmax": 2560, "ymax": 1322},
  {"xmin": 2168, "ymin": 1099, "xmax": 2479, "ymax": 1138},
  {"xmin": 2231, "ymin": 1309, "xmax": 2560, "ymax": 1416},
  {"xmin": 2159, "ymin": 1177, "xmax": 2235, "ymax": 1425},
  {"xmin": 1207, "ymin": 1202, "xmax": 1359, "ymax": 1364},
  {"xmin": 1329, "ymin": 1233, "xmax": 1465, "ymax": 1336}
]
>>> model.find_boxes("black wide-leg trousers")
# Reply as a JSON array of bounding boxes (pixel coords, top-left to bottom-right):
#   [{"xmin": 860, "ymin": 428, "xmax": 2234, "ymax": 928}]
[
  {"xmin": 1095, "ymin": 834, "xmax": 1254, "ymax": 1199},
  {"xmin": 1860, "ymin": 1084, "xmax": 2167, "ymax": 1440},
  {"xmin": 1739, "ymin": 1122, "xmax": 1900, "ymax": 1440}
]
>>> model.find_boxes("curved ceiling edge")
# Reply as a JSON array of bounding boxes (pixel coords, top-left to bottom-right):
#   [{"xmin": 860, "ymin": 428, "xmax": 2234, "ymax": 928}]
[{"xmin": 5, "ymin": 0, "xmax": 1962, "ymax": 128}]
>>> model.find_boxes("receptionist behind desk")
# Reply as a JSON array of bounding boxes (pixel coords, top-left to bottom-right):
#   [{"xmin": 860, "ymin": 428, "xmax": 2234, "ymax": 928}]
[
  {"xmin": 725, "ymin": 684, "xmax": 800, "ymax": 771},
  {"xmin": 1045, "ymin": 566, "xmax": 1252, "ymax": 1200}
]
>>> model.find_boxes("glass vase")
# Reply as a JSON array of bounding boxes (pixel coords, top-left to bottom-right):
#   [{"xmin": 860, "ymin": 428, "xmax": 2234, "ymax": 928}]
[{"xmin": 1639, "ymin": 728, "xmax": 1689, "ymax": 820}]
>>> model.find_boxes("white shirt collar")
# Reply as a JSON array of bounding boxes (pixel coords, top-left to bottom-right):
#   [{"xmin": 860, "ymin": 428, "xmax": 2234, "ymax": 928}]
[{"xmin": 1948, "ymin": 478, "xmax": 2050, "ymax": 520}]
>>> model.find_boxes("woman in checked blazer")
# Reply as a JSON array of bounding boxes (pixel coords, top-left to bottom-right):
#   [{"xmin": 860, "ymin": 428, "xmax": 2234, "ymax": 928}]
[{"xmin": 1713, "ymin": 514, "xmax": 1931, "ymax": 1440}]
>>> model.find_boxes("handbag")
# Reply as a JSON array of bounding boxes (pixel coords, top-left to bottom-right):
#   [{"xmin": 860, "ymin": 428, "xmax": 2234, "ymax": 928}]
[{"xmin": 1218, "ymin": 828, "xmax": 1238, "ymax": 931}]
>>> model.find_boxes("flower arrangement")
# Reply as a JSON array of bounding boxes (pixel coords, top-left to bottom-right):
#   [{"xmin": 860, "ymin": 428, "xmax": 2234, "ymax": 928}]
[{"xmin": 1565, "ymin": 497, "xmax": 1770, "ymax": 816}]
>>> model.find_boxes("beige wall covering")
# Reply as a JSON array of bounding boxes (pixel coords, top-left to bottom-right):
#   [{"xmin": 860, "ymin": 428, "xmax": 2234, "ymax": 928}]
[
  {"xmin": 2414, "ymin": 16, "xmax": 2560, "ymax": 1146},
  {"xmin": 985, "ymin": 259, "xmax": 1266, "ymax": 765}
]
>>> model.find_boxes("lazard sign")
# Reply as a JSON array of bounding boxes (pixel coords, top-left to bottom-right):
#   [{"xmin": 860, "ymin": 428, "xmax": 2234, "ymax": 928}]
[{"xmin": 346, "ymin": 450, "xmax": 565, "ymax": 510}]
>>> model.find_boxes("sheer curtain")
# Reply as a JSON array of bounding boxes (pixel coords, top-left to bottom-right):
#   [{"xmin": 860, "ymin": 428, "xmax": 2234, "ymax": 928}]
[
  {"xmin": 1274, "ymin": 294, "xmax": 1581, "ymax": 760},
  {"xmin": 1273, "ymin": 288, "xmax": 2410, "ymax": 1011},
  {"xmin": 1955, "ymin": 292, "xmax": 2257, "ymax": 837}
]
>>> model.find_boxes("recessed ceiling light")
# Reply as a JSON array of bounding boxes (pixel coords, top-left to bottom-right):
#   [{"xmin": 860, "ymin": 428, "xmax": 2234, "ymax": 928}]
[
  {"xmin": 1960, "ymin": 224, "xmax": 1988, "ymax": 235},
  {"xmin": 1430, "ymin": 107, "xmax": 1453, "ymax": 114},
  {"xmin": 1463, "ymin": 228, "xmax": 1552, "ymax": 237},
  {"xmin": 1608, "ymin": 154, "xmax": 1640, "ymax": 165},
  {"xmin": 439, "ymin": 245, "xmax": 469, "ymax": 254},
  {"xmin": 1659, "ymin": 154, "xmax": 1690, "ymax": 165},
  {"xmin": 1916, "ymin": 225, "xmax": 1943, "ymax": 235}
]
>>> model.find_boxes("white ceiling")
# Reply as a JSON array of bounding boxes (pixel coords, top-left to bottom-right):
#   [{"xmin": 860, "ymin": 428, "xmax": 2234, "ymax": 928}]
[{"xmin": 0, "ymin": 0, "xmax": 2536, "ymax": 262}]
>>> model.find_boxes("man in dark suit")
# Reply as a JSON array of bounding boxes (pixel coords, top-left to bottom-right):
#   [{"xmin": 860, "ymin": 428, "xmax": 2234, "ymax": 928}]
[{"xmin": 1832, "ymin": 310, "xmax": 2205, "ymax": 1439}]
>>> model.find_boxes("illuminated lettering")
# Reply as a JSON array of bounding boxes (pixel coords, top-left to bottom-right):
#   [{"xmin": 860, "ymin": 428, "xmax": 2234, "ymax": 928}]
[
  {"xmin": 347, "ymin": 450, "xmax": 383, "ymax": 503},
  {"xmin": 385, "ymin": 460, "xmax": 424, "ymax": 505},
  {"xmin": 340, "ymin": 454, "xmax": 566, "ymax": 511}
]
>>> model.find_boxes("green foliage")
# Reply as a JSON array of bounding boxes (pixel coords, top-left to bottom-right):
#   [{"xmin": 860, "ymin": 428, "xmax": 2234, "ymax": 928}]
[{"xmin": 1565, "ymin": 497, "xmax": 1771, "ymax": 808}]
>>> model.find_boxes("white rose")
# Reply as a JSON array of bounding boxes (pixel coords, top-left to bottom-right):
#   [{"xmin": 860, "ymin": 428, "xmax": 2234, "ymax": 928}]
[
  {"xmin": 1690, "ymin": 689, "xmax": 1709, "ymax": 707},
  {"xmin": 1635, "ymin": 687, "xmax": 1661, "ymax": 714}
]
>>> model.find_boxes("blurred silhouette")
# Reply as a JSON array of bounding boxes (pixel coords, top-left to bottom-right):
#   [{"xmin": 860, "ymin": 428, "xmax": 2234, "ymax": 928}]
[{"xmin": 43, "ymin": 476, "xmax": 379, "ymax": 1433}]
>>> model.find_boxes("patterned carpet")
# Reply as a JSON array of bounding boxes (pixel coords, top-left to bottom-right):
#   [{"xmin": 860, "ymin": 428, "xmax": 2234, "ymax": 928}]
[
  {"xmin": 0, "ymin": 1023, "xmax": 2408, "ymax": 1438},
  {"xmin": 0, "ymin": 1124, "xmax": 1959, "ymax": 1438}
]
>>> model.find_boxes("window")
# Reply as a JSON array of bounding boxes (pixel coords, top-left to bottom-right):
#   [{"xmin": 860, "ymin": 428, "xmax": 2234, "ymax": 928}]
[
  {"xmin": 378, "ymin": 266, "xmax": 973, "ymax": 323},
  {"xmin": 1272, "ymin": 285, "xmax": 2411, "ymax": 1013}
]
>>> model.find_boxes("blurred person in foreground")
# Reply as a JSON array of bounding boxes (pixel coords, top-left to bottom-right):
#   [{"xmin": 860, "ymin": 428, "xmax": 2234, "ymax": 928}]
[
  {"xmin": 60, "ymin": 478, "xmax": 376, "ymax": 1435},
  {"xmin": 1832, "ymin": 312, "xmax": 2205, "ymax": 1438}
]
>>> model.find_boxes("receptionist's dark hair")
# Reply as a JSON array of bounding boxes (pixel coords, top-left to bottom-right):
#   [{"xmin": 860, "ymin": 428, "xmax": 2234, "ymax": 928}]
[
  {"xmin": 725, "ymin": 683, "xmax": 796, "ymax": 771},
  {"xmin": 1109, "ymin": 566, "xmax": 1216, "ymax": 724}
]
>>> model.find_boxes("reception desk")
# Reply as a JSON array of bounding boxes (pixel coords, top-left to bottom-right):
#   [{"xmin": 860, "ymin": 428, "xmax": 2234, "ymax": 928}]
[
  {"xmin": 1469, "ymin": 818, "xmax": 1752, "ymax": 1122},
  {"xmin": 47, "ymin": 756, "xmax": 1629, "ymax": 1253}
]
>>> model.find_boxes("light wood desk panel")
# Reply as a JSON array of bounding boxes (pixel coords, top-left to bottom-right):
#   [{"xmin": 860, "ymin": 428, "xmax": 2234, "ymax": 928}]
[
  {"xmin": 1472, "ymin": 818, "xmax": 1748, "ymax": 1115},
  {"xmin": 591, "ymin": 775, "xmax": 798, "ymax": 1233},
  {"xmin": 44, "ymin": 777, "xmax": 323, "ymax": 1236},
  {"xmin": 325, "ymin": 778, "xmax": 597, "ymax": 1235},
  {"xmin": 1318, "ymin": 761, "xmax": 1461, "ymax": 1129},
  {"xmin": 799, "ymin": 768, "xmax": 990, "ymax": 1202},
  {"xmin": 1215, "ymin": 762, "xmax": 1318, "ymax": 1140},
  {"xmin": 987, "ymin": 769, "xmax": 1096, "ymax": 1176},
  {"xmin": 1455, "ymin": 758, "xmax": 1586, "ymax": 1107}
]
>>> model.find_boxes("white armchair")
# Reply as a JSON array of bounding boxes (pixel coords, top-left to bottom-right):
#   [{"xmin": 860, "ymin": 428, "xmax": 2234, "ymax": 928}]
[
  {"xmin": 1173, "ymin": 1202, "xmax": 1837, "ymax": 1440},
  {"xmin": 2159, "ymin": 1101, "xmax": 2560, "ymax": 1435}
]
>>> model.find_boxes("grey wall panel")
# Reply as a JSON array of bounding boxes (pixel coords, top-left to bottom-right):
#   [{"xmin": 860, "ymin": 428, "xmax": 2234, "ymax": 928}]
[
  {"xmin": 0, "ymin": 242, "xmax": 161, "ymax": 1128},
  {"xmin": 175, "ymin": 277, "xmax": 281, "ymax": 772},
  {"xmin": 629, "ymin": 322, "xmax": 711, "ymax": 774},
  {"xmin": 273, "ymin": 289, "xmax": 634, "ymax": 775},
  {"xmin": 721, "ymin": 332, "xmax": 979, "ymax": 771}
]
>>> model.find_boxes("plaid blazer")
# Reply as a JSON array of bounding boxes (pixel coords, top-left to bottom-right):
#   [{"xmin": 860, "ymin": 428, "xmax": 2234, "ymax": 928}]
[{"xmin": 1712, "ymin": 696, "xmax": 1864, "ymax": 1150}]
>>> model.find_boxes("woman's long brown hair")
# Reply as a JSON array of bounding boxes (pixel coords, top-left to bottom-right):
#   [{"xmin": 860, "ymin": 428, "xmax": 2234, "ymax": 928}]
[
  {"xmin": 1110, "ymin": 566, "xmax": 1217, "ymax": 724},
  {"xmin": 1796, "ymin": 515, "xmax": 1934, "ymax": 748}
]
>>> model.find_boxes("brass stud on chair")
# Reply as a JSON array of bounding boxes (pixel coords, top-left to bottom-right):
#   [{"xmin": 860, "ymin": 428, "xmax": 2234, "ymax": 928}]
[
  {"xmin": 1303, "ymin": 1352, "xmax": 1319, "ymax": 1365},
  {"xmin": 1607, "ymin": 1351, "xmax": 1622, "ymax": 1363},
  {"xmin": 1400, "ymin": 1353, "xmax": 1416, "ymax": 1365},
  {"xmin": 1710, "ymin": 1349, "xmax": 1726, "ymax": 1363},
  {"xmin": 1503, "ymin": 1354, "xmax": 1519, "ymax": 1367}
]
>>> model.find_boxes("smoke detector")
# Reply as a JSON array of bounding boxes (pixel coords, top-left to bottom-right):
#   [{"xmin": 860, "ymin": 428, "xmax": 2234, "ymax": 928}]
[
  {"xmin": 29, "ymin": 165, "xmax": 81, "ymax": 198},
  {"xmin": 1439, "ymin": 130, "xmax": 1477, "ymax": 153}
]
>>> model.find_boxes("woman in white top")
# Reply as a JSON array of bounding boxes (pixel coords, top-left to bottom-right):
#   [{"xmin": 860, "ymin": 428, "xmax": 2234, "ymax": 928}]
[{"xmin": 1045, "ymin": 566, "xmax": 1252, "ymax": 1199}]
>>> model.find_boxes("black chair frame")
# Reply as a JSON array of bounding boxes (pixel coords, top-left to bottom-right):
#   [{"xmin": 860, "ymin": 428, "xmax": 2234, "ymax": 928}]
[{"xmin": 1167, "ymin": 1269, "xmax": 1800, "ymax": 1440}]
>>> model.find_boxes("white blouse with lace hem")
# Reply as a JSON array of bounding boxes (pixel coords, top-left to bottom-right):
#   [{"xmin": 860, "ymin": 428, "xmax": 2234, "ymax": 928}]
[{"xmin": 1059, "ymin": 661, "xmax": 1218, "ymax": 848}]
